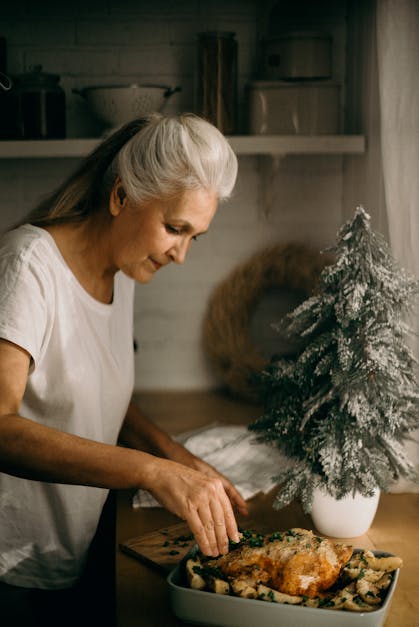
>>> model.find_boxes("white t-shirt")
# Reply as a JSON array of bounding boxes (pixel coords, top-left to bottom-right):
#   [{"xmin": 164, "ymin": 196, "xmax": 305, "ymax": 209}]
[{"xmin": 0, "ymin": 224, "xmax": 135, "ymax": 589}]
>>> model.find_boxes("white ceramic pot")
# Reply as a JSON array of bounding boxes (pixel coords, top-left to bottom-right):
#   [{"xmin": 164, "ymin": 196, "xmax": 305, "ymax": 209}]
[{"xmin": 310, "ymin": 487, "xmax": 380, "ymax": 538}]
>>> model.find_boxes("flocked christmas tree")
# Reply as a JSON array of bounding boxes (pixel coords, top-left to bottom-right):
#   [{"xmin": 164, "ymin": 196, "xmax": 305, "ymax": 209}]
[{"xmin": 249, "ymin": 206, "xmax": 419, "ymax": 512}]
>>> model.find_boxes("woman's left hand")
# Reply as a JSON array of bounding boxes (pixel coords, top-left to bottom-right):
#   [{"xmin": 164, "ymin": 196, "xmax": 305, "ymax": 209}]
[{"xmin": 164, "ymin": 441, "xmax": 249, "ymax": 517}]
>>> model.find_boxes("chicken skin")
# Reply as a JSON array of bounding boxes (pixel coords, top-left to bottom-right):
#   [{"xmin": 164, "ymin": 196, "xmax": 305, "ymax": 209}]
[{"xmin": 206, "ymin": 528, "xmax": 353, "ymax": 598}]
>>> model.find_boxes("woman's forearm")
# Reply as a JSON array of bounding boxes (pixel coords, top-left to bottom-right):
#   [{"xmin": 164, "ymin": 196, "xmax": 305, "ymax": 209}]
[
  {"xmin": 119, "ymin": 400, "xmax": 179, "ymax": 458},
  {"xmin": 0, "ymin": 410, "xmax": 243, "ymax": 556},
  {"xmin": 0, "ymin": 412, "xmax": 158, "ymax": 490}
]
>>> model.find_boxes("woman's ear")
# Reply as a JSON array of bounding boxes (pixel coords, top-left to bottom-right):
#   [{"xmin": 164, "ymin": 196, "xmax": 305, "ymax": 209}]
[
  {"xmin": 109, "ymin": 178, "xmax": 127, "ymax": 216},
  {"xmin": 117, "ymin": 186, "xmax": 126, "ymax": 204}
]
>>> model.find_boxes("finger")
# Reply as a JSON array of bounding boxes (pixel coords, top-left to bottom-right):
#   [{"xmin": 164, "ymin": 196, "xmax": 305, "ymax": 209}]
[
  {"xmin": 196, "ymin": 503, "xmax": 219, "ymax": 556},
  {"xmin": 209, "ymin": 499, "xmax": 229, "ymax": 555},
  {"xmin": 185, "ymin": 505, "xmax": 214, "ymax": 557},
  {"xmin": 222, "ymin": 480, "xmax": 249, "ymax": 516},
  {"xmin": 217, "ymin": 487, "xmax": 241, "ymax": 545}
]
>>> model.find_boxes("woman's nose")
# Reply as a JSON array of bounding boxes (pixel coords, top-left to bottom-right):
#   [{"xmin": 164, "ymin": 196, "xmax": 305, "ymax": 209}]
[{"xmin": 168, "ymin": 239, "xmax": 190, "ymax": 264}]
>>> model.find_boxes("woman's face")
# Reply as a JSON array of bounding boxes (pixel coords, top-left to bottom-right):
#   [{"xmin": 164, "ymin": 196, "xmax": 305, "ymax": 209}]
[{"xmin": 108, "ymin": 186, "xmax": 218, "ymax": 283}]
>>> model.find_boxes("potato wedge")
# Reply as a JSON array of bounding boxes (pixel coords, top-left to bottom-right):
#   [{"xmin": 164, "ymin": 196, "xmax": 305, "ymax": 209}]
[
  {"xmin": 357, "ymin": 578, "xmax": 382, "ymax": 605},
  {"xmin": 343, "ymin": 567, "xmax": 385, "ymax": 582},
  {"xmin": 257, "ymin": 584, "xmax": 302, "ymax": 605},
  {"xmin": 343, "ymin": 597, "xmax": 376, "ymax": 612},
  {"xmin": 375, "ymin": 573, "xmax": 393, "ymax": 590},
  {"xmin": 208, "ymin": 576, "xmax": 230, "ymax": 595},
  {"xmin": 318, "ymin": 584, "xmax": 355, "ymax": 611},
  {"xmin": 363, "ymin": 550, "xmax": 403, "ymax": 572},
  {"xmin": 185, "ymin": 558, "xmax": 206, "ymax": 590},
  {"xmin": 231, "ymin": 578, "xmax": 257, "ymax": 598}
]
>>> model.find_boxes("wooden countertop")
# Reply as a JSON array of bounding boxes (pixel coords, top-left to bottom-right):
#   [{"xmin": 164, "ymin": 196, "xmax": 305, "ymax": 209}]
[{"xmin": 115, "ymin": 391, "xmax": 419, "ymax": 627}]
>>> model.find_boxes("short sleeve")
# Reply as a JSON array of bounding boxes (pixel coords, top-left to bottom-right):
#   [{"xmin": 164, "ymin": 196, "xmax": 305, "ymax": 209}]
[{"xmin": 0, "ymin": 249, "xmax": 52, "ymax": 369}]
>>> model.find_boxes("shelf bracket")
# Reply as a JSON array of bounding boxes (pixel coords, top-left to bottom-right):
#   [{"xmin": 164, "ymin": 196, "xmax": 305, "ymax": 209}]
[{"xmin": 257, "ymin": 154, "xmax": 286, "ymax": 217}]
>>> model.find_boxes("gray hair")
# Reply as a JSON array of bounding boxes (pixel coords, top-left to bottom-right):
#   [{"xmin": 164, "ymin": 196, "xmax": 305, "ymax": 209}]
[
  {"xmin": 116, "ymin": 113, "xmax": 238, "ymax": 203},
  {"xmin": 19, "ymin": 114, "xmax": 238, "ymax": 228}
]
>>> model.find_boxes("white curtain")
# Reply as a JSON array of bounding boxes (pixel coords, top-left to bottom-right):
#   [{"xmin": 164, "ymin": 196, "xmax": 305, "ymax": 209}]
[{"xmin": 376, "ymin": 0, "xmax": 419, "ymax": 490}]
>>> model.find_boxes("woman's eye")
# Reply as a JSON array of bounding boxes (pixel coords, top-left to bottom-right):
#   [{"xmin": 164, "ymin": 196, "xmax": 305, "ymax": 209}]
[
  {"xmin": 165, "ymin": 224, "xmax": 198, "ymax": 242},
  {"xmin": 165, "ymin": 224, "xmax": 180, "ymax": 235}
]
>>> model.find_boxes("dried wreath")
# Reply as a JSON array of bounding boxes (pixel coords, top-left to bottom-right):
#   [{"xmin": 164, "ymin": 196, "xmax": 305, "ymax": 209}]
[{"xmin": 202, "ymin": 242, "xmax": 328, "ymax": 401}]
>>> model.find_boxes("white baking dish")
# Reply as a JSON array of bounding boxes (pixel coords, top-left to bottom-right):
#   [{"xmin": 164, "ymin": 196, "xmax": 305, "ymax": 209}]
[
  {"xmin": 167, "ymin": 549, "xmax": 400, "ymax": 627},
  {"xmin": 247, "ymin": 80, "xmax": 341, "ymax": 135}
]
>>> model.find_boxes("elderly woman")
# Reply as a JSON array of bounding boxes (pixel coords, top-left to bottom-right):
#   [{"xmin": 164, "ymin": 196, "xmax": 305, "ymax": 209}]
[{"xmin": 0, "ymin": 114, "xmax": 247, "ymax": 625}]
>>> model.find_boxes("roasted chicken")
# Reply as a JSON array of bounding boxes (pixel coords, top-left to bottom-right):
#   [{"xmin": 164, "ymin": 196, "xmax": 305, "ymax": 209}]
[{"xmin": 205, "ymin": 528, "xmax": 353, "ymax": 598}]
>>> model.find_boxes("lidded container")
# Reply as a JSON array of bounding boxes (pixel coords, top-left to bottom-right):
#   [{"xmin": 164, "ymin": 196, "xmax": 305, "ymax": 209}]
[
  {"xmin": 262, "ymin": 30, "xmax": 332, "ymax": 81},
  {"xmin": 196, "ymin": 31, "xmax": 238, "ymax": 134},
  {"xmin": 13, "ymin": 65, "xmax": 66, "ymax": 139}
]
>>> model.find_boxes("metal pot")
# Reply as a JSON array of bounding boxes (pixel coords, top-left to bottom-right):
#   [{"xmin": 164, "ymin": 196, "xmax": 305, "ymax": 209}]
[
  {"xmin": 73, "ymin": 84, "xmax": 181, "ymax": 130},
  {"xmin": 12, "ymin": 65, "xmax": 66, "ymax": 139}
]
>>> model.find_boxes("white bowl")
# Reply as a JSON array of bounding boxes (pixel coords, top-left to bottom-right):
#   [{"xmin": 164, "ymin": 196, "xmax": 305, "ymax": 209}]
[{"xmin": 74, "ymin": 84, "xmax": 181, "ymax": 128}]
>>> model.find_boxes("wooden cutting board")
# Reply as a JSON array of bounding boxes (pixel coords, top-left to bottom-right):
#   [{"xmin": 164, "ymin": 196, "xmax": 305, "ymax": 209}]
[
  {"xmin": 119, "ymin": 516, "xmax": 262, "ymax": 574},
  {"xmin": 119, "ymin": 521, "xmax": 196, "ymax": 574}
]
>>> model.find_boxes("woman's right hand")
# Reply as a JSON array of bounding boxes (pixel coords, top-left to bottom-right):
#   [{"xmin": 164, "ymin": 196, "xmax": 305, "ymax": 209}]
[
  {"xmin": 143, "ymin": 456, "xmax": 241, "ymax": 556},
  {"xmin": 0, "ymin": 338, "xmax": 239, "ymax": 557}
]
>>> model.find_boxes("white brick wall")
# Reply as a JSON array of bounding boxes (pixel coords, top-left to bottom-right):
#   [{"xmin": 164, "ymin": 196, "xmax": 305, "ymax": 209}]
[{"xmin": 0, "ymin": 0, "xmax": 348, "ymax": 391}]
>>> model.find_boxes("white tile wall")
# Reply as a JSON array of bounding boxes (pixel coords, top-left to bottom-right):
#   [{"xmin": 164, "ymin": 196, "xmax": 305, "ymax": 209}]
[{"xmin": 0, "ymin": 0, "xmax": 347, "ymax": 391}]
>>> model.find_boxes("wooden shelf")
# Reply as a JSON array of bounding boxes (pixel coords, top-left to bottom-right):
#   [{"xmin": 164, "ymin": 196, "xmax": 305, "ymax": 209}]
[
  {"xmin": 229, "ymin": 134, "xmax": 365, "ymax": 155},
  {"xmin": 0, "ymin": 135, "xmax": 365, "ymax": 159},
  {"xmin": 0, "ymin": 139, "xmax": 100, "ymax": 159}
]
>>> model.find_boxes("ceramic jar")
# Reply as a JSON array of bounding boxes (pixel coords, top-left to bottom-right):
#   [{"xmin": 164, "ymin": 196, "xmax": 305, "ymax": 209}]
[{"xmin": 310, "ymin": 487, "xmax": 380, "ymax": 538}]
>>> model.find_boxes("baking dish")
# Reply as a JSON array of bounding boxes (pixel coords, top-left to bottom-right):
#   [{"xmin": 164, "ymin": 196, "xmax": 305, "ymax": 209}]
[{"xmin": 167, "ymin": 549, "xmax": 400, "ymax": 627}]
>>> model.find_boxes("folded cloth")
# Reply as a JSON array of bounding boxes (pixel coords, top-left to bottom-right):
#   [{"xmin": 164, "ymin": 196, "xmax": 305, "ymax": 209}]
[{"xmin": 133, "ymin": 424, "xmax": 289, "ymax": 508}]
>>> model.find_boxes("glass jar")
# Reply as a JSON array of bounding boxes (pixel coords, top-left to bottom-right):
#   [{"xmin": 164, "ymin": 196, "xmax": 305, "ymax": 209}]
[
  {"xmin": 0, "ymin": 36, "xmax": 15, "ymax": 139},
  {"xmin": 13, "ymin": 65, "xmax": 66, "ymax": 139},
  {"xmin": 196, "ymin": 32, "xmax": 238, "ymax": 135}
]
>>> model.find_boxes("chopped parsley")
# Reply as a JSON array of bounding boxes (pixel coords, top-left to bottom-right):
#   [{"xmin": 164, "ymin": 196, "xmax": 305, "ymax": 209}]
[
  {"xmin": 248, "ymin": 536, "xmax": 264, "ymax": 547},
  {"xmin": 174, "ymin": 534, "xmax": 193, "ymax": 543},
  {"xmin": 269, "ymin": 531, "xmax": 283, "ymax": 542},
  {"xmin": 193, "ymin": 565, "xmax": 224, "ymax": 579}
]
